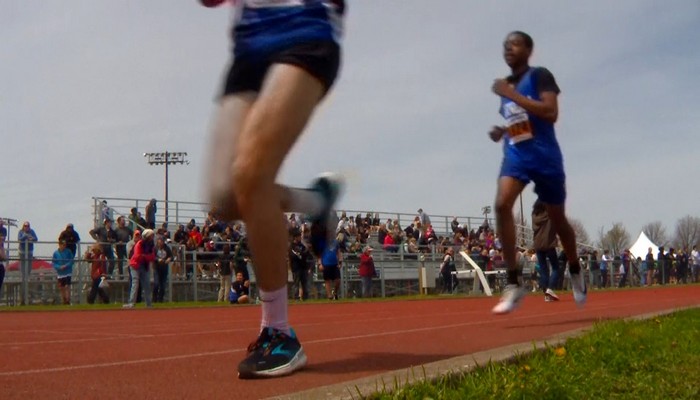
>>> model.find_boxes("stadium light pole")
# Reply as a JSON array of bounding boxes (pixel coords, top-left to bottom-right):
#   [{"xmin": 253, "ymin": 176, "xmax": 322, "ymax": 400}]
[
  {"xmin": 143, "ymin": 152, "xmax": 189, "ymax": 225},
  {"xmin": 481, "ymin": 206, "xmax": 491, "ymax": 227}
]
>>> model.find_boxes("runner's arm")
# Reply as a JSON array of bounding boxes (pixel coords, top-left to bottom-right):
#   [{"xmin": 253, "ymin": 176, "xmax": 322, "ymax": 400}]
[{"xmin": 509, "ymin": 91, "xmax": 558, "ymax": 123}]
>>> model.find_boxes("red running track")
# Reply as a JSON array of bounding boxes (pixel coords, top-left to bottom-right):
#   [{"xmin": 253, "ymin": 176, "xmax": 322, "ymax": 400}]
[{"xmin": 1, "ymin": 286, "xmax": 699, "ymax": 399}]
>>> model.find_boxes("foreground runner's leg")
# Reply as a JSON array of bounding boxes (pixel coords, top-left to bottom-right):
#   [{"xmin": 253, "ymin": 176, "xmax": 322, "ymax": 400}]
[
  {"xmin": 208, "ymin": 64, "xmax": 338, "ymax": 378},
  {"xmin": 546, "ymin": 203, "xmax": 587, "ymax": 307}
]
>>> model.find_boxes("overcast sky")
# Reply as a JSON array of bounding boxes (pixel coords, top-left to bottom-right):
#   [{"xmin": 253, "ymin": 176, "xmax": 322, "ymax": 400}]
[{"xmin": 2, "ymin": 0, "xmax": 699, "ymax": 249}]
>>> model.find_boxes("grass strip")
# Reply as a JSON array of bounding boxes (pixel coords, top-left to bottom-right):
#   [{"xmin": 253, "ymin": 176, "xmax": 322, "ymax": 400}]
[{"xmin": 367, "ymin": 308, "xmax": 700, "ymax": 400}]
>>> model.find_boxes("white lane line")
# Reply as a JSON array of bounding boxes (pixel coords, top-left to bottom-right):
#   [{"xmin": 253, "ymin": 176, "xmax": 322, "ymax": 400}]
[
  {"xmin": 0, "ymin": 297, "xmax": 673, "ymax": 348},
  {"xmin": 0, "ymin": 308, "xmax": 491, "ymax": 347},
  {"xmin": 0, "ymin": 348, "xmax": 246, "ymax": 377}
]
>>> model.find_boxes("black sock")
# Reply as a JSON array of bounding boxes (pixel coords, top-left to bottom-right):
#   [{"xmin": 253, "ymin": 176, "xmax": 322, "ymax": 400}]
[
  {"xmin": 507, "ymin": 269, "xmax": 520, "ymax": 286},
  {"xmin": 569, "ymin": 261, "xmax": 581, "ymax": 275}
]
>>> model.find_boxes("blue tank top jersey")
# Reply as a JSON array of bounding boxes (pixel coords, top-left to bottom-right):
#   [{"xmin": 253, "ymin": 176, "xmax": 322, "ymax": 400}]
[
  {"xmin": 231, "ymin": 0, "xmax": 345, "ymax": 57},
  {"xmin": 499, "ymin": 67, "xmax": 564, "ymax": 176},
  {"xmin": 321, "ymin": 241, "xmax": 339, "ymax": 266}
]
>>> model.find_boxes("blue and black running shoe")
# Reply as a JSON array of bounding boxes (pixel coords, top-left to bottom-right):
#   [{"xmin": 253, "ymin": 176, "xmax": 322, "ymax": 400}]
[{"xmin": 237, "ymin": 327, "xmax": 307, "ymax": 379}]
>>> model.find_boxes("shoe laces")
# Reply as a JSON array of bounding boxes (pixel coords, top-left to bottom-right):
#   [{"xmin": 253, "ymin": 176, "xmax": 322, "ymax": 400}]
[{"xmin": 247, "ymin": 328, "xmax": 288, "ymax": 355}]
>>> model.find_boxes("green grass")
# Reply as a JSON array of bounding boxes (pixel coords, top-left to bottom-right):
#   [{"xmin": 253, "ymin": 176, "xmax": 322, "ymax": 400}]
[{"xmin": 366, "ymin": 308, "xmax": 700, "ymax": 400}]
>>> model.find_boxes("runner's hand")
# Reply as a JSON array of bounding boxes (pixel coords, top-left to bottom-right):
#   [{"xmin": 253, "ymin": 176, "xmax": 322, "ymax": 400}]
[
  {"xmin": 492, "ymin": 79, "xmax": 515, "ymax": 98},
  {"xmin": 489, "ymin": 126, "xmax": 506, "ymax": 142}
]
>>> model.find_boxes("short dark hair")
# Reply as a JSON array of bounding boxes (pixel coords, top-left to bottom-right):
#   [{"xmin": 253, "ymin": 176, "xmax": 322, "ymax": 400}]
[{"xmin": 510, "ymin": 31, "xmax": 534, "ymax": 50}]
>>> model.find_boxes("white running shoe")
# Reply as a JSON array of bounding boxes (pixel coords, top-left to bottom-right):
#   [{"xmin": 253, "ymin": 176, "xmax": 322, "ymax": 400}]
[
  {"xmin": 492, "ymin": 284, "xmax": 526, "ymax": 314},
  {"xmin": 570, "ymin": 272, "xmax": 587, "ymax": 307},
  {"xmin": 545, "ymin": 288, "xmax": 560, "ymax": 301}
]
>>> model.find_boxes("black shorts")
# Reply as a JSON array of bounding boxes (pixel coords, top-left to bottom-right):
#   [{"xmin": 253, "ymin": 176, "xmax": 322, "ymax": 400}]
[
  {"xmin": 322, "ymin": 265, "xmax": 340, "ymax": 281},
  {"xmin": 222, "ymin": 41, "xmax": 341, "ymax": 96},
  {"xmin": 57, "ymin": 276, "xmax": 72, "ymax": 287}
]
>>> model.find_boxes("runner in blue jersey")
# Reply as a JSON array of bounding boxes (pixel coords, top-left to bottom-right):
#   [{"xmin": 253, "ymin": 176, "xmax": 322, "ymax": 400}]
[
  {"xmin": 199, "ymin": 0, "xmax": 346, "ymax": 379},
  {"xmin": 488, "ymin": 31, "xmax": 586, "ymax": 314}
]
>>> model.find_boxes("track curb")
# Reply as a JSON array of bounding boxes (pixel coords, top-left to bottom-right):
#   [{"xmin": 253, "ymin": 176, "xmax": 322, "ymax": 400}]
[{"xmin": 269, "ymin": 305, "xmax": 698, "ymax": 400}]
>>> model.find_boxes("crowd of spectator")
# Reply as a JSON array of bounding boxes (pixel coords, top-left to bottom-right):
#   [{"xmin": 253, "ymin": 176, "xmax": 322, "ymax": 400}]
[{"xmin": 3, "ymin": 202, "xmax": 700, "ymax": 306}]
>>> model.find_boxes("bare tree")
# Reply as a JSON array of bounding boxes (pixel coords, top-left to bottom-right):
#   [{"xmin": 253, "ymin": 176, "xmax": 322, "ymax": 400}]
[
  {"xmin": 597, "ymin": 222, "xmax": 631, "ymax": 255},
  {"xmin": 642, "ymin": 221, "xmax": 669, "ymax": 246},
  {"xmin": 673, "ymin": 215, "xmax": 700, "ymax": 250},
  {"xmin": 569, "ymin": 217, "xmax": 590, "ymax": 248}
]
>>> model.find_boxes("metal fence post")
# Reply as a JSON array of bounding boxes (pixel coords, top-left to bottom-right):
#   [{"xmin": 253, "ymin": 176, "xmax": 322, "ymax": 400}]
[
  {"xmin": 21, "ymin": 241, "xmax": 29, "ymax": 306},
  {"xmin": 380, "ymin": 262, "xmax": 385, "ymax": 298},
  {"xmin": 193, "ymin": 251, "xmax": 198, "ymax": 302},
  {"xmin": 661, "ymin": 260, "xmax": 666, "ymax": 285},
  {"xmin": 168, "ymin": 263, "xmax": 173, "ymax": 303},
  {"xmin": 609, "ymin": 266, "xmax": 614, "ymax": 288},
  {"xmin": 340, "ymin": 255, "xmax": 347, "ymax": 299}
]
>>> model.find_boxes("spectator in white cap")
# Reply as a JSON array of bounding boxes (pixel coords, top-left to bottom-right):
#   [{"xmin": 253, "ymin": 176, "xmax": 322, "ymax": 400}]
[
  {"xmin": 124, "ymin": 229, "xmax": 155, "ymax": 308},
  {"xmin": 358, "ymin": 245, "xmax": 377, "ymax": 298}
]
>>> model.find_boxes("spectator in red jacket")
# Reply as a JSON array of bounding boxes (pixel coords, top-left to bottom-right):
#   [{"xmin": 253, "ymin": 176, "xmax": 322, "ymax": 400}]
[
  {"xmin": 383, "ymin": 233, "xmax": 397, "ymax": 253},
  {"xmin": 124, "ymin": 229, "xmax": 156, "ymax": 309},
  {"xmin": 189, "ymin": 226, "xmax": 203, "ymax": 247},
  {"xmin": 358, "ymin": 246, "xmax": 377, "ymax": 298}
]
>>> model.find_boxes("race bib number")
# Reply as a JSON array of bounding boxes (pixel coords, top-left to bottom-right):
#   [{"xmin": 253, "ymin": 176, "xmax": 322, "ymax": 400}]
[{"xmin": 503, "ymin": 102, "xmax": 533, "ymax": 144}]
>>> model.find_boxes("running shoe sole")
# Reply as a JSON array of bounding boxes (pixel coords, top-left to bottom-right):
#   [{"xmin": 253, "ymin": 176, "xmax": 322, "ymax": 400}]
[{"xmin": 238, "ymin": 348, "xmax": 307, "ymax": 379}]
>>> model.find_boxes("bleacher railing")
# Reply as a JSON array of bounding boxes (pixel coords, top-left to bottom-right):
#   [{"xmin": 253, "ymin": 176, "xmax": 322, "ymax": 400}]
[
  {"xmin": 1, "ymin": 238, "xmax": 693, "ymax": 307},
  {"xmin": 92, "ymin": 196, "xmax": 496, "ymax": 236}
]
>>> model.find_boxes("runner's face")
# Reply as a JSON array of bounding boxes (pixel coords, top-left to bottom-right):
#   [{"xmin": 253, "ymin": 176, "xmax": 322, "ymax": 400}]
[{"xmin": 503, "ymin": 34, "xmax": 530, "ymax": 67}]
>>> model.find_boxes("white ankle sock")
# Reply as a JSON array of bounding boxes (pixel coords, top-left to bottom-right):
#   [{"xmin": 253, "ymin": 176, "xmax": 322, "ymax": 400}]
[
  {"xmin": 288, "ymin": 188, "xmax": 324, "ymax": 218},
  {"xmin": 259, "ymin": 286, "xmax": 290, "ymax": 335}
]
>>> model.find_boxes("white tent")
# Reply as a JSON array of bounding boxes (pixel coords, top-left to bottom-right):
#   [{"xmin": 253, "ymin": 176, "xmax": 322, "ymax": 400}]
[{"xmin": 629, "ymin": 231, "xmax": 659, "ymax": 260}]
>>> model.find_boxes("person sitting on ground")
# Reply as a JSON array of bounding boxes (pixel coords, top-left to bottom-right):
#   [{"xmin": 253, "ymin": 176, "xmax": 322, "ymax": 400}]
[{"xmin": 229, "ymin": 271, "xmax": 250, "ymax": 304}]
